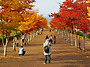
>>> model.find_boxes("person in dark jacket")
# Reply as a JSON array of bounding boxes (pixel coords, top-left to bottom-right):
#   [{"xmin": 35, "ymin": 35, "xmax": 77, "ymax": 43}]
[
  {"xmin": 53, "ymin": 36, "xmax": 56, "ymax": 44},
  {"xmin": 45, "ymin": 35, "xmax": 49, "ymax": 40}
]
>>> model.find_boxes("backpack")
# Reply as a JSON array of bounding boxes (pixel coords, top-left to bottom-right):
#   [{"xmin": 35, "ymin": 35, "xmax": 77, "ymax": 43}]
[{"xmin": 44, "ymin": 45, "xmax": 49, "ymax": 53}]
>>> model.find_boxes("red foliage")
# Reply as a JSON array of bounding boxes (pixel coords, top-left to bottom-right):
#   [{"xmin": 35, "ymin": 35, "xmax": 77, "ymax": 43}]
[{"xmin": 49, "ymin": 0, "xmax": 89, "ymax": 33}]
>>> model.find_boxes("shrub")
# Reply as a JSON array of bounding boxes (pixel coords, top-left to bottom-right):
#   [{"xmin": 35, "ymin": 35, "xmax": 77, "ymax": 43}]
[
  {"xmin": 67, "ymin": 30, "xmax": 71, "ymax": 33},
  {"xmin": 0, "ymin": 38, "xmax": 2, "ymax": 43},
  {"xmin": 16, "ymin": 31, "xmax": 21, "ymax": 37},
  {"xmin": 77, "ymin": 31, "xmax": 83, "ymax": 36},
  {"xmin": 79, "ymin": 32, "xmax": 83, "ymax": 36},
  {"xmin": 86, "ymin": 34, "xmax": 90, "ymax": 38},
  {"xmin": 0, "ymin": 37, "xmax": 6, "ymax": 43},
  {"xmin": 9, "ymin": 36, "xmax": 14, "ymax": 40}
]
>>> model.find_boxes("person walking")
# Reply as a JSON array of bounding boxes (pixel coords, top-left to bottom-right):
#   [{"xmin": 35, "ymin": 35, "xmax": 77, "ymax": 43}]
[
  {"xmin": 53, "ymin": 36, "xmax": 56, "ymax": 44},
  {"xmin": 37, "ymin": 31, "xmax": 39, "ymax": 35},
  {"xmin": 45, "ymin": 35, "xmax": 49, "ymax": 40},
  {"xmin": 49, "ymin": 29, "xmax": 51, "ymax": 32},
  {"xmin": 43, "ymin": 39, "xmax": 52, "ymax": 64},
  {"xmin": 49, "ymin": 35, "xmax": 53, "ymax": 44}
]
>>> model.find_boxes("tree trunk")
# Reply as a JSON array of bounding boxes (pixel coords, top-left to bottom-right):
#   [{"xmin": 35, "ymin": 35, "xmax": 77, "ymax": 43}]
[
  {"xmin": 34, "ymin": 32, "xmax": 35, "ymax": 37},
  {"xmin": 75, "ymin": 33, "xmax": 78, "ymax": 47},
  {"xmin": 28, "ymin": 33, "xmax": 30, "ymax": 43},
  {"xmin": 21, "ymin": 33, "xmax": 23, "ymax": 46},
  {"xmin": 33, "ymin": 32, "xmax": 35, "ymax": 38},
  {"xmin": 58, "ymin": 30, "xmax": 60, "ymax": 35},
  {"xmin": 35, "ymin": 32, "xmax": 36, "ymax": 37},
  {"xmin": 34, "ymin": 32, "xmax": 36, "ymax": 37},
  {"xmin": 24, "ymin": 34, "xmax": 26, "ymax": 45},
  {"xmin": 4, "ymin": 37, "xmax": 8, "ymax": 56},
  {"xmin": 26, "ymin": 34, "xmax": 28, "ymax": 45},
  {"xmin": 83, "ymin": 32, "xmax": 85, "ymax": 52},
  {"xmin": 4, "ymin": 45, "xmax": 7, "ymax": 56},
  {"xmin": 2, "ymin": 36, "xmax": 4, "ymax": 46},
  {"xmin": 13, "ymin": 40, "xmax": 16, "ymax": 51},
  {"xmin": 57, "ymin": 30, "xmax": 59, "ymax": 34},
  {"xmin": 65, "ymin": 31, "xmax": 67, "ymax": 40},
  {"xmin": 66, "ymin": 31, "xmax": 68, "ymax": 41},
  {"xmin": 2, "ymin": 30, "xmax": 5, "ymax": 46},
  {"xmin": 35, "ymin": 32, "xmax": 37, "ymax": 36},
  {"xmin": 6, "ymin": 37, "xmax": 8, "ymax": 46},
  {"xmin": 13, "ymin": 36, "xmax": 16, "ymax": 51},
  {"xmin": 60, "ymin": 30, "xmax": 62, "ymax": 36},
  {"xmin": 71, "ymin": 30, "xmax": 73, "ymax": 45},
  {"xmin": 61, "ymin": 30, "xmax": 63, "ymax": 36},
  {"xmin": 5, "ymin": 30, "xmax": 8, "ymax": 46},
  {"xmin": 78, "ymin": 35, "xmax": 81, "ymax": 50},
  {"xmin": 62, "ymin": 30, "xmax": 64, "ymax": 38},
  {"xmin": 68, "ymin": 32, "xmax": 70, "ymax": 43},
  {"xmin": 30, "ymin": 33, "xmax": 32, "ymax": 41},
  {"xmin": 33, "ymin": 32, "xmax": 34, "ymax": 38},
  {"xmin": 4, "ymin": 30, "xmax": 8, "ymax": 56},
  {"xmin": 63, "ymin": 30, "xmax": 65, "ymax": 39},
  {"xmin": 31, "ymin": 33, "xmax": 33, "ymax": 40}
]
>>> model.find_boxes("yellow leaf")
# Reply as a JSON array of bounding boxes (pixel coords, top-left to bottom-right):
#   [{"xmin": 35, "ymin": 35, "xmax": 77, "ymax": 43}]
[
  {"xmin": 87, "ymin": 0, "xmax": 90, "ymax": 3},
  {"xmin": 87, "ymin": 13, "xmax": 90, "ymax": 16},
  {"xmin": 0, "ymin": 0, "xmax": 2, "ymax": 2},
  {"xmin": 87, "ymin": 7, "xmax": 90, "ymax": 12},
  {"xmin": 87, "ymin": 18, "xmax": 90, "ymax": 20}
]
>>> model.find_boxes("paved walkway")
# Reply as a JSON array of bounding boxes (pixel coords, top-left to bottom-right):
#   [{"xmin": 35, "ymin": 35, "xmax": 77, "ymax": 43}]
[{"xmin": 0, "ymin": 30, "xmax": 90, "ymax": 67}]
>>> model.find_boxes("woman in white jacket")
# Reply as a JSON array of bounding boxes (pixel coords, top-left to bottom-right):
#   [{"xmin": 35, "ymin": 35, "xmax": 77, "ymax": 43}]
[{"xmin": 43, "ymin": 39, "xmax": 52, "ymax": 64}]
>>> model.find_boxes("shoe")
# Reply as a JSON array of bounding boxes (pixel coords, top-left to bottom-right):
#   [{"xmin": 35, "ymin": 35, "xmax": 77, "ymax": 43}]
[{"xmin": 43, "ymin": 63, "xmax": 46, "ymax": 64}]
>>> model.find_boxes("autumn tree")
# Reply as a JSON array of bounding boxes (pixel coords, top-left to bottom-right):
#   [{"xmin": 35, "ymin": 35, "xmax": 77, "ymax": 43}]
[
  {"xmin": 49, "ymin": 0, "xmax": 89, "ymax": 51},
  {"xmin": 0, "ymin": 0, "xmax": 35, "ymax": 56},
  {"xmin": 18, "ymin": 10, "xmax": 47, "ymax": 46}
]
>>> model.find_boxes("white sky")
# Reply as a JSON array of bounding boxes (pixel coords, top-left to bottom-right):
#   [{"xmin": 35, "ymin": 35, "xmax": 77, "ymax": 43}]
[{"xmin": 32, "ymin": 0, "xmax": 64, "ymax": 16}]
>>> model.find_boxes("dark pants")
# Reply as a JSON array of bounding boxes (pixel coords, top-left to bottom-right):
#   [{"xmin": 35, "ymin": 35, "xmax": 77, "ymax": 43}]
[
  {"xmin": 19, "ymin": 51, "xmax": 25, "ymax": 56},
  {"xmin": 45, "ymin": 55, "xmax": 51, "ymax": 63},
  {"xmin": 50, "ymin": 39, "xmax": 53, "ymax": 44},
  {"xmin": 22, "ymin": 39, "xmax": 24, "ymax": 42},
  {"xmin": 22, "ymin": 51, "xmax": 25, "ymax": 55},
  {"xmin": 16, "ymin": 43, "xmax": 18, "ymax": 47},
  {"xmin": 54, "ymin": 41, "xmax": 56, "ymax": 44}
]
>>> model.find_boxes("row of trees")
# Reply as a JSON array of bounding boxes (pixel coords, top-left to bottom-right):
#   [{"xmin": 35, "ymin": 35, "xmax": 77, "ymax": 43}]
[
  {"xmin": 49, "ymin": 0, "xmax": 90, "ymax": 52},
  {"xmin": 0, "ymin": 0, "xmax": 48, "ymax": 56}
]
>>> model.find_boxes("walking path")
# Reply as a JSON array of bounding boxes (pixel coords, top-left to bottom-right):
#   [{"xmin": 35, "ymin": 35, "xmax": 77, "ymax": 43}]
[{"xmin": 0, "ymin": 30, "xmax": 90, "ymax": 67}]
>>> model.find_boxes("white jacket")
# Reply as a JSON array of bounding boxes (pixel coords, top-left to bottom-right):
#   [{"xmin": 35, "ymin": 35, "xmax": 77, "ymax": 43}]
[
  {"xmin": 19, "ymin": 47, "xmax": 24, "ymax": 54},
  {"xmin": 43, "ymin": 39, "xmax": 51, "ymax": 55}
]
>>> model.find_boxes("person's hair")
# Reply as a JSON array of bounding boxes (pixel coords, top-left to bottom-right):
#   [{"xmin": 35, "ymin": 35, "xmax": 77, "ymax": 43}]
[
  {"xmin": 46, "ymin": 35, "xmax": 49, "ymax": 39},
  {"xmin": 22, "ymin": 33, "xmax": 24, "ymax": 35},
  {"xmin": 51, "ymin": 35, "xmax": 52, "ymax": 36},
  {"xmin": 21, "ymin": 46, "xmax": 23, "ymax": 47}
]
